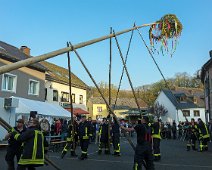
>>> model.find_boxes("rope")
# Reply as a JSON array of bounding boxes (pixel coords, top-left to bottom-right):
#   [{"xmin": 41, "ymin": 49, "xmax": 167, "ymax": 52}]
[
  {"xmin": 135, "ymin": 26, "xmax": 187, "ymax": 120},
  {"xmin": 136, "ymin": 27, "xmax": 169, "ymax": 88}
]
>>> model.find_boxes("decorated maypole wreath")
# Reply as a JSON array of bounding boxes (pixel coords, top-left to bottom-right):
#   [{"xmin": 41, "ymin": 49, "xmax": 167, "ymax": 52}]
[{"xmin": 149, "ymin": 14, "xmax": 183, "ymax": 57}]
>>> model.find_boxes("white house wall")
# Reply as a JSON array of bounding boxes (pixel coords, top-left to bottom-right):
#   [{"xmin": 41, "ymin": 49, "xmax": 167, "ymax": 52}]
[
  {"xmin": 177, "ymin": 108, "xmax": 206, "ymax": 123},
  {"xmin": 155, "ymin": 91, "xmax": 178, "ymax": 124},
  {"xmin": 45, "ymin": 81, "xmax": 87, "ymax": 106},
  {"xmin": 156, "ymin": 91, "xmax": 206, "ymax": 125}
]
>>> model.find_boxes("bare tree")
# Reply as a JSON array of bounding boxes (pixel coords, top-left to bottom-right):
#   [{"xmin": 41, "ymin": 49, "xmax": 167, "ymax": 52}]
[{"xmin": 154, "ymin": 102, "xmax": 168, "ymax": 119}]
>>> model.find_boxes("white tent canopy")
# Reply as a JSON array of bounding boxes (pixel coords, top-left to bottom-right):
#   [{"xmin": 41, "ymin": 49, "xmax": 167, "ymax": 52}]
[{"xmin": 12, "ymin": 96, "xmax": 71, "ymax": 118}]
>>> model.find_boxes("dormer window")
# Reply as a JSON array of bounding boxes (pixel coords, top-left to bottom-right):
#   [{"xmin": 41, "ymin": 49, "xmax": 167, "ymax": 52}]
[{"xmin": 180, "ymin": 96, "xmax": 186, "ymax": 102}]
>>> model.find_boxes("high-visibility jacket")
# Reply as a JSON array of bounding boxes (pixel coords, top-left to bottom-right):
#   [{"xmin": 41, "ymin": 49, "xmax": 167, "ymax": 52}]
[
  {"xmin": 66, "ymin": 121, "xmax": 78, "ymax": 142},
  {"xmin": 13, "ymin": 126, "xmax": 45, "ymax": 166},
  {"xmin": 78, "ymin": 121, "xmax": 91, "ymax": 140},
  {"xmin": 99, "ymin": 123, "xmax": 109, "ymax": 142},
  {"xmin": 150, "ymin": 122, "xmax": 161, "ymax": 139},
  {"xmin": 197, "ymin": 121, "xmax": 210, "ymax": 139}
]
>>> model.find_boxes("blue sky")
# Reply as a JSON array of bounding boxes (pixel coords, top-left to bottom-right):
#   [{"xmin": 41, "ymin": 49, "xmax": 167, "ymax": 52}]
[{"xmin": 1, "ymin": 0, "xmax": 212, "ymax": 89}]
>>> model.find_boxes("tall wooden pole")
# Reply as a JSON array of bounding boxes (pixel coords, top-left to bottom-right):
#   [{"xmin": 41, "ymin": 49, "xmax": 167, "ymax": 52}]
[
  {"xmin": 67, "ymin": 42, "xmax": 74, "ymax": 125},
  {"xmin": 113, "ymin": 30, "xmax": 142, "ymax": 115},
  {"xmin": 0, "ymin": 22, "xmax": 156, "ymax": 75},
  {"xmin": 108, "ymin": 27, "xmax": 112, "ymax": 153},
  {"xmin": 69, "ymin": 41, "xmax": 136, "ymax": 150},
  {"xmin": 66, "ymin": 42, "xmax": 76, "ymax": 151}
]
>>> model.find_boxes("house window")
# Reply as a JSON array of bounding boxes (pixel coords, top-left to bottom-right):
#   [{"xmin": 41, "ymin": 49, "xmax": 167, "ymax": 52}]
[
  {"xmin": 28, "ymin": 79, "xmax": 39, "ymax": 95},
  {"xmin": 79, "ymin": 95, "xmax": 83, "ymax": 104},
  {"xmin": 182, "ymin": 110, "xmax": 190, "ymax": 117},
  {"xmin": 2, "ymin": 73, "xmax": 17, "ymax": 92},
  {"xmin": 194, "ymin": 110, "xmax": 200, "ymax": 117},
  {"xmin": 96, "ymin": 115, "xmax": 102, "ymax": 120},
  {"xmin": 53, "ymin": 90, "xmax": 58, "ymax": 101},
  {"xmin": 193, "ymin": 97, "xmax": 197, "ymax": 104},
  {"xmin": 72, "ymin": 93, "xmax": 75, "ymax": 103},
  {"xmin": 61, "ymin": 92, "xmax": 69, "ymax": 102},
  {"xmin": 97, "ymin": 107, "xmax": 102, "ymax": 112},
  {"xmin": 180, "ymin": 96, "xmax": 186, "ymax": 102},
  {"xmin": 45, "ymin": 88, "xmax": 47, "ymax": 100}
]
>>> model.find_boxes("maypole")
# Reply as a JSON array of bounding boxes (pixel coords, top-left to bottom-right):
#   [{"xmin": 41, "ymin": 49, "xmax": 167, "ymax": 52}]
[{"xmin": 0, "ymin": 23, "xmax": 156, "ymax": 75}]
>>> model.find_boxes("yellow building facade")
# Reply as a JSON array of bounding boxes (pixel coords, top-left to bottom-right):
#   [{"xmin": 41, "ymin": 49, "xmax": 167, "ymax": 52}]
[
  {"xmin": 87, "ymin": 101, "xmax": 128, "ymax": 120},
  {"xmin": 88, "ymin": 103, "xmax": 108, "ymax": 120}
]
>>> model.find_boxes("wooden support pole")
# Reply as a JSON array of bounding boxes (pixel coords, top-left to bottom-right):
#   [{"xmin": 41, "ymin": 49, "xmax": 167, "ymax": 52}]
[
  {"xmin": 69, "ymin": 42, "xmax": 136, "ymax": 150},
  {"xmin": 0, "ymin": 22, "xmax": 156, "ymax": 75}
]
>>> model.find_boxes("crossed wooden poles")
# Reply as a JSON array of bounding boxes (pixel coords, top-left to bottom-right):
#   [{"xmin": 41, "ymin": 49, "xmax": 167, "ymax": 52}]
[{"xmin": 0, "ymin": 22, "xmax": 158, "ymax": 169}]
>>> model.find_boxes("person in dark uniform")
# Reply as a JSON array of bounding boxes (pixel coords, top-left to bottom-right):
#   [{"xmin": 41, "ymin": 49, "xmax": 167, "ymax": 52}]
[
  {"xmin": 10, "ymin": 118, "xmax": 48, "ymax": 170},
  {"xmin": 78, "ymin": 115, "xmax": 91, "ymax": 160},
  {"xmin": 172, "ymin": 120, "xmax": 177, "ymax": 139},
  {"xmin": 197, "ymin": 118, "xmax": 210, "ymax": 152},
  {"xmin": 177, "ymin": 121, "xmax": 183, "ymax": 140},
  {"xmin": 61, "ymin": 119, "xmax": 78, "ymax": 158},
  {"xmin": 122, "ymin": 116, "xmax": 154, "ymax": 170},
  {"xmin": 87, "ymin": 117, "xmax": 94, "ymax": 143},
  {"xmin": 186, "ymin": 118, "xmax": 198, "ymax": 151},
  {"xmin": 98, "ymin": 118, "xmax": 110, "ymax": 154},
  {"xmin": 5, "ymin": 119, "xmax": 26, "ymax": 170},
  {"xmin": 150, "ymin": 118, "xmax": 161, "ymax": 161},
  {"xmin": 111, "ymin": 118, "xmax": 121, "ymax": 156}
]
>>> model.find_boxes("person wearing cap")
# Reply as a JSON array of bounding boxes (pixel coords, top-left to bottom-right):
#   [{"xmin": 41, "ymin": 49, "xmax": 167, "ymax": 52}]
[
  {"xmin": 5, "ymin": 119, "xmax": 26, "ymax": 170},
  {"xmin": 78, "ymin": 115, "xmax": 92, "ymax": 160},
  {"xmin": 10, "ymin": 118, "xmax": 47, "ymax": 170},
  {"xmin": 121, "ymin": 116, "xmax": 154, "ymax": 170},
  {"xmin": 197, "ymin": 118, "xmax": 210, "ymax": 152}
]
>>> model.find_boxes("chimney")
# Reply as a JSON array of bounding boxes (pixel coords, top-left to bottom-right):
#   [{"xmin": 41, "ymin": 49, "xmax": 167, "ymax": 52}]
[{"xmin": 20, "ymin": 46, "xmax": 30, "ymax": 56}]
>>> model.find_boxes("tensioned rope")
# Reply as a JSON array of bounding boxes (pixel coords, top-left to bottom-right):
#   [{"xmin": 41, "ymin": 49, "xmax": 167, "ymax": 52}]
[
  {"xmin": 135, "ymin": 26, "xmax": 187, "ymax": 120},
  {"xmin": 135, "ymin": 26, "xmax": 169, "ymax": 88}
]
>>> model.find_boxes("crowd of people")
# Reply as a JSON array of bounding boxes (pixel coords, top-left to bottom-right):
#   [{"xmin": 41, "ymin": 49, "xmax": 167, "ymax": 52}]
[
  {"xmin": 161, "ymin": 119, "xmax": 212, "ymax": 143},
  {"xmin": 3, "ymin": 113, "xmax": 212, "ymax": 170}
]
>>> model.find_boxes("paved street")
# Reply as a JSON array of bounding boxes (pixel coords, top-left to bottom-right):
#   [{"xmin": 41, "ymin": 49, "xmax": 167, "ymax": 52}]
[{"xmin": 1, "ymin": 137, "xmax": 212, "ymax": 170}]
